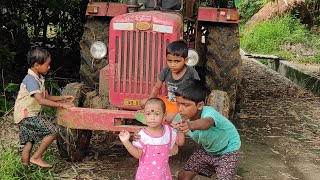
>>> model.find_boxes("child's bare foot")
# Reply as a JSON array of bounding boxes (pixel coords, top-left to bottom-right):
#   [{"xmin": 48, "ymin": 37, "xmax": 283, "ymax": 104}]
[
  {"xmin": 21, "ymin": 158, "xmax": 30, "ymax": 168},
  {"xmin": 22, "ymin": 162, "xmax": 29, "ymax": 169},
  {"xmin": 30, "ymin": 157, "xmax": 52, "ymax": 168}
]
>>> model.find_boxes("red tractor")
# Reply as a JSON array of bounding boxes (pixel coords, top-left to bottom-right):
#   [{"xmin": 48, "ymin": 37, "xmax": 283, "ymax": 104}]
[{"xmin": 56, "ymin": 0, "xmax": 241, "ymax": 162}]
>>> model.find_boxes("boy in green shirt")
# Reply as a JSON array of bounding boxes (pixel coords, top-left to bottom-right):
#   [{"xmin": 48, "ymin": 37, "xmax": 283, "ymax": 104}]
[{"xmin": 172, "ymin": 79, "xmax": 241, "ymax": 180}]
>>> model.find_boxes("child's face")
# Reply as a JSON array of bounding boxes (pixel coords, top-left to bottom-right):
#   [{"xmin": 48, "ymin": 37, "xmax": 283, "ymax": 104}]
[
  {"xmin": 176, "ymin": 96, "xmax": 202, "ymax": 121},
  {"xmin": 166, "ymin": 54, "xmax": 187, "ymax": 73},
  {"xmin": 144, "ymin": 102, "xmax": 165, "ymax": 128},
  {"xmin": 35, "ymin": 57, "xmax": 51, "ymax": 76}
]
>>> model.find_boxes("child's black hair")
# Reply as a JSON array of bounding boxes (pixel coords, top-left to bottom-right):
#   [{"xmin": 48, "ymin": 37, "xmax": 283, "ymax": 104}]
[
  {"xmin": 166, "ymin": 40, "xmax": 188, "ymax": 58},
  {"xmin": 27, "ymin": 47, "xmax": 51, "ymax": 67},
  {"xmin": 175, "ymin": 79, "xmax": 209, "ymax": 104},
  {"xmin": 145, "ymin": 98, "xmax": 166, "ymax": 113}
]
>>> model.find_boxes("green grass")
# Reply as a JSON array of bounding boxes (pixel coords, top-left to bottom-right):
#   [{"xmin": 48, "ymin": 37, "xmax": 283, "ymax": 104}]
[
  {"xmin": 0, "ymin": 144, "xmax": 63, "ymax": 180},
  {"xmin": 241, "ymin": 15, "xmax": 320, "ymax": 63},
  {"xmin": 237, "ymin": 167, "xmax": 249, "ymax": 175}
]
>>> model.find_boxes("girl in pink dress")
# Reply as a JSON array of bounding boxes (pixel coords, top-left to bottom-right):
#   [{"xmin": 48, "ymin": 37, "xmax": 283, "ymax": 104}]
[{"xmin": 119, "ymin": 98, "xmax": 185, "ymax": 180}]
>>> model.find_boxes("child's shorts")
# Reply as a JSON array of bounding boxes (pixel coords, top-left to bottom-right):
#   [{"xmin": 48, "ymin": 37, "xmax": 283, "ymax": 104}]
[
  {"xmin": 18, "ymin": 116, "xmax": 57, "ymax": 145},
  {"xmin": 184, "ymin": 146, "xmax": 239, "ymax": 179}
]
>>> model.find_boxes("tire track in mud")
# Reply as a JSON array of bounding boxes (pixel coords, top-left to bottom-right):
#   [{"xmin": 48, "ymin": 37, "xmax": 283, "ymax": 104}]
[{"xmin": 236, "ymin": 59, "xmax": 320, "ymax": 179}]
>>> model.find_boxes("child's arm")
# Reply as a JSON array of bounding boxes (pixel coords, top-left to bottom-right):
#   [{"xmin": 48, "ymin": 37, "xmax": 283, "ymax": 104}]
[
  {"xmin": 119, "ymin": 130, "xmax": 143, "ymax": 159},
  {"xmin": 149, "ymin": 80, "xmax": 163, "ymax": 98},
  {"xmin": 34, "ymin": 93, "xmax": 74, "ymax": 108},
  {"xmin": 179, "ymin": 117, "xmax": 215, "ymax": 133},
  {"xmin": 175, "ymin": 130, "xmax": 185, "ymax": 146},
  {"xmin": 46, "ymin": 94, "xmax": 74, "ymax": 103}
]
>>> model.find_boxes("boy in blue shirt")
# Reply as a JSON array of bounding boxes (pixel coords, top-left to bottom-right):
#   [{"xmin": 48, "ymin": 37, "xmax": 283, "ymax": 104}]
[{"xmin": 172, "ymin": 79, "xmax": 241, "ymax": 180}]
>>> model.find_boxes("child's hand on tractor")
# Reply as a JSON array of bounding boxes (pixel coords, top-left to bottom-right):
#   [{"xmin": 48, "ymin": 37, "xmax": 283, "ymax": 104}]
[
  {"xmin": 118, "ymin": 130, "xmax": 130, "ymax": 142},
  {"xmin": 61, "ymin": 102, "xmax": 75, "ymax": 109},
  {"xmin": 64, "ymin": 95, "xmax": 75, "ymax": 103}
]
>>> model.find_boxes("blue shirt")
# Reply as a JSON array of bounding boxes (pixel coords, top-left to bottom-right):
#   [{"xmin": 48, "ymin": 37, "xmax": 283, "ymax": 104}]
[{"xmin": 174, "ymin": 106, "xmax": 241, "ymax": 155}]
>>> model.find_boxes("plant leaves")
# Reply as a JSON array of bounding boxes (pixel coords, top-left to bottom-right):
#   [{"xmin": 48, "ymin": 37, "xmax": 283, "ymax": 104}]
[{"xmin": 4, "ymin": 83, "xmax": 19, "ymax": 93}]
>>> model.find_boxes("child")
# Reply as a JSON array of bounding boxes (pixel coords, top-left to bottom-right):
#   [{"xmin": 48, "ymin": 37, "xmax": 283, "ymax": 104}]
[
  {"xmin": 14, "ymin": 47, "xmax": 75, "ymax": 168},
  {"xmin": 140, "ymin": 40, "xmax": 200, "ymax": 124},
  {"xmin": 119, "ymin": 98, "xmax": 185, "ymax": 180},
  {"xmin": 172, "ymin": 79, "xmax": 241, "ymax": 180}
]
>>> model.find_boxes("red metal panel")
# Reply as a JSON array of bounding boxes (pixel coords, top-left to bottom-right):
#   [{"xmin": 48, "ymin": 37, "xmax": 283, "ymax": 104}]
[
  {"xmin": 198, "ymin": 7, "xmax": 218, "ymax": 22},
  {"xmin": 128, "ymin": 31, "xmax": 133, "ymax": 93},
  {"xmin": 117, "ymin": 33, "xmax": 121, "ymax": 93},
  {"xmin": 139, "ymin": 32, "xmax": 144, "ymax": 95},
  {"xmin": 86, "ymin": 3, "xmax": 127, "ymax": 17},
  {"xmin": 86, "ymin": 3, "xmax": 107, "ymax": 16},
  {"xmin": 57, "ymin": 107, "xmax": 143, "ymax": 132},
  {"xmin": 123, "ymin": 31, "xmax": 128, "ymax": 93},
  {"xmin": 107, "ymin": 3, "xmax": 128, "ymax": 17},
  {"xmin": 109, "ymin": 11, "xmax": 183, "ymax": 110},
  {"xmin": 145, "ymin": 32, "xmax": 150, "ymax": 94},
  {"xmin": 198, "ymin": 7, "xmax": 239, "ymax": 24},
  {"xmin": 134, "ymin": 31, "xmax": 139, "ymax": 94},
  {"xmin": 151, "ymin": 33, "xmax": 156, "ymax": 90}
]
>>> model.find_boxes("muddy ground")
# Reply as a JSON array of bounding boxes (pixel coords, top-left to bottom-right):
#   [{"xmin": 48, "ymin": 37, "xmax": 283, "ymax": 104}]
[{"xmin": 1, "ymin": 57, "xmax": 320, "ymax": 179}]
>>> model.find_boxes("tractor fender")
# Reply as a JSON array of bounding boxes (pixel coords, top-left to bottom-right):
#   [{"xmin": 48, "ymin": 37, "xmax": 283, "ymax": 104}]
[
  {"xmin": 86, "ymin": 2, "xmax": 127, "ymax": 17},
  {"xmin": 197, "ymin": 7, "xmax": 239, "ymax": 24}
]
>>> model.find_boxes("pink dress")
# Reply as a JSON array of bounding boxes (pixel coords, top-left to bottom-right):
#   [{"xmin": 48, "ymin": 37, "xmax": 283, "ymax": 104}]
[{"xmin": 133, "ymin": 125, "xmax": 177, "ymax": 180}]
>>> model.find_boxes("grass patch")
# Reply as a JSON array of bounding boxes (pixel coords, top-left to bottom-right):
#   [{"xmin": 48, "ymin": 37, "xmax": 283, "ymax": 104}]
[
  {"xmin": 241, "ymin": 15, "xmax": 320, "ymax": 63},
  {"xmin": 0, "ymin": 144, "xmax": 63, "ymax": 179},
  {"xmin": 237, "ymin": 167, "xmax": 248, "ymax": 175}
]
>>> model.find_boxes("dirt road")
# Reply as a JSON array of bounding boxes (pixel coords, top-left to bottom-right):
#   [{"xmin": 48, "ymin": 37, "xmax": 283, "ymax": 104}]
[{"xmin": 1, "ymin": 57, "xmax": 320, "ymax": 179}]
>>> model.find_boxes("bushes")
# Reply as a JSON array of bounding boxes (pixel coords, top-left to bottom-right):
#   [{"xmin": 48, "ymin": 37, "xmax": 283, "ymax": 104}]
[
  {"xmin": 240, "ymin": 15, "xmax": 320, "ymax": 63},
  {"xmin": 237, "ymin": 0, "xmax": 268, "ymax": 23}
]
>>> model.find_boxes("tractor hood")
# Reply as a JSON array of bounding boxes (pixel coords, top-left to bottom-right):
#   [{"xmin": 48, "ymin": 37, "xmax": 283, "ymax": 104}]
[{"xmin": 110, "ymin": 11, "xmax": 183, "ymax": 33}]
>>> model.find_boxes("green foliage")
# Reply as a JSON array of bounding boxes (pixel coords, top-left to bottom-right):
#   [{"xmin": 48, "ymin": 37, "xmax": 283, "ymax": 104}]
[
  {"xmin": 0, "ymin": 83, "xmax": 19, "ymax": 115},
  {"xmin": 45, "ymin": 79, "xmax": 61, "ymax": 96},
  {"xmin": 41, "ymin": 78, "xmax": 61, "ymax": 118},
  {"xmin": 241, "ymin": 15, "xmax": 320, "ymax": 63},
  {"xmin": 237, "ymin": 0, "xmax": 268, "ymax": 23},
  {"xmin": 1, "ymin": 0, "xmax": 89, "ymax": 86},
  {"xmin": 306, "ymin": 0, "xmax": 320, "ymax": 25},
  {"xmin": 0, "ymin": 145, "xmax": 60, "ymax": 179}
]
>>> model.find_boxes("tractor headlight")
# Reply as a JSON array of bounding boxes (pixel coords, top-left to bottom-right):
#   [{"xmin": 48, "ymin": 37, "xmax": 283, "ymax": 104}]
[
  {"xmin": 90, "ymin": 41, "xmax": 107, "ymax": 59},
  {"xmin": 187, "ymin": 49, "xmax": 199, "ymax": 66}
]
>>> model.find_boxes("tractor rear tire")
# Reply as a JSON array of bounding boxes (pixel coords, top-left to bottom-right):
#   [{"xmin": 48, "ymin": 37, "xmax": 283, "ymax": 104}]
[
  {"xmin": 80, "ymin": 17, "xmax": 109, "ymax": 88},
  {"xmin": 206, "ymin": 90, "xmax": 230, "ymax": 119},
  {"xmin": 205, "ymin": 23, "xmax": 242, "ymax": 117},
  {"xmin": 56, "ymin": 83, "xmax": 92, "ymax": 162}
]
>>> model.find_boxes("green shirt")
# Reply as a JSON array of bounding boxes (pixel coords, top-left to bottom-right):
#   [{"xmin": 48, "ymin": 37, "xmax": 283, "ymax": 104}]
[{"xmin": 174, "ymin": 106, "xmax": 241, "ymax": 155}]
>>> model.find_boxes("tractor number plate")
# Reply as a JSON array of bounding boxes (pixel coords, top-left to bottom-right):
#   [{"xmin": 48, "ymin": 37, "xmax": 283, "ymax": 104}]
[{"xmin": 124, "ymin": 99, "xmax": 140, "ymax": 106}]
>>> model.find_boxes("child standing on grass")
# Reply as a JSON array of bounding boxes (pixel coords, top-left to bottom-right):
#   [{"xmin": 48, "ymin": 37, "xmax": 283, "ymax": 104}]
[
  {"xmin": 140, "ymin": 40, "xmax": 200, "ymax": 124},
  {"xmin": 14, "ymin": 47, "xmax": 75, "ymax": 168},
  {"xmin": 119, "ymin": 98, "xmax": 185, "ymax": 180},
  {"xmin": 172, "ymin": 79, "xmax": 241, "ymax": 180}
]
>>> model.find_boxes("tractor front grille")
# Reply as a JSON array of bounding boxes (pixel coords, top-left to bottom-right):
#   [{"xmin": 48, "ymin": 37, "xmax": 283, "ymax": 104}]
[{"xmin": 113, "ymin": 30, "xmax": 168, "ymax": 96}]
